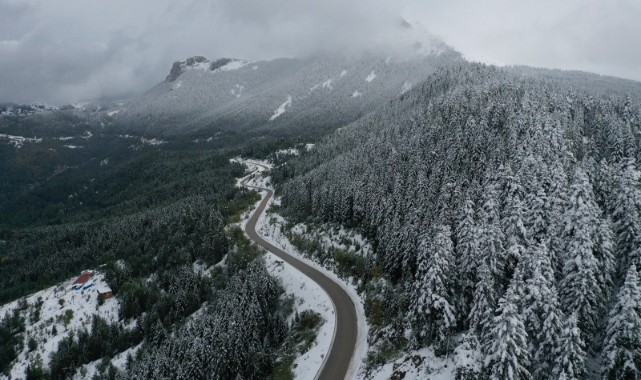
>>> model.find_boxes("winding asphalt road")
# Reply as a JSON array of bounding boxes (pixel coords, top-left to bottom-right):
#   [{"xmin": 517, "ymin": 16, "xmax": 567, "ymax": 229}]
[{"xmin": 240, "ymin": 163, "xmax": 358, "ymax": 380}]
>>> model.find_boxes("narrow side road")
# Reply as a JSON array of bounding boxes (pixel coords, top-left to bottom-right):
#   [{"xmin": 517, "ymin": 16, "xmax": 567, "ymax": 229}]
[{"xmin": 241, "ymin": 166, "xmax": 358, "ymax": 380}]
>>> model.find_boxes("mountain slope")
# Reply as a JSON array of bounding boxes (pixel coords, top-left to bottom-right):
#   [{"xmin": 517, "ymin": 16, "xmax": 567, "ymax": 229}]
[
  {"xmin": 274, "ymin": 62, "xmax": 641, "ymax": 378},
  {"xmin": 115, "ymin": 47, "xmax": 461, "ymax": 137}
]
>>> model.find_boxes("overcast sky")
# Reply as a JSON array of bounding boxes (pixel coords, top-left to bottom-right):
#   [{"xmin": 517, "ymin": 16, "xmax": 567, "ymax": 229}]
[{"xmin": 1, "ymin": 0, "xmax": 640, "ymax": 104}]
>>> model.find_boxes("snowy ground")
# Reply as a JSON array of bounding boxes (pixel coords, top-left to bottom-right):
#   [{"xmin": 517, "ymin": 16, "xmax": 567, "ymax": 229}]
[
  {"xmin": 0, "ymin": 133, "xmax": 42, "ymax": 148},
  {"xmin": 235, "ymin": 157, "xmax": 369, "ymax": 380},
  {"xmin": 0, "ymin": 272, "xmax": 120, "ymax": 380},
  {"xmin": 364, "ymin": 347, "xmax": 456, "ymax": 380},
  {"xmin": 270, "ymin": 95, "xmax": 292, "ymax": 121}
]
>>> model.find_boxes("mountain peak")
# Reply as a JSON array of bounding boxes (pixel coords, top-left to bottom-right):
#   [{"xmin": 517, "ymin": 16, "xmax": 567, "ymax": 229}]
[{"xmin": 165, "ymin": 57, "xmax": 246, "ymax": 82}]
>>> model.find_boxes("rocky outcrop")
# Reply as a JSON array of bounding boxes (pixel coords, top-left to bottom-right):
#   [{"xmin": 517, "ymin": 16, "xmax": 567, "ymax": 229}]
[{"xmin": 165, "ymin": 56, "xmax": 210, "ymax": 82}]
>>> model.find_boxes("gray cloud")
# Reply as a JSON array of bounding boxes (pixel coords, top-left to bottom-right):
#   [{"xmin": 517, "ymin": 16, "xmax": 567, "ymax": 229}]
[{"xmin": 0, "ymin": 0, "xmax": 639, "ymax": 104}]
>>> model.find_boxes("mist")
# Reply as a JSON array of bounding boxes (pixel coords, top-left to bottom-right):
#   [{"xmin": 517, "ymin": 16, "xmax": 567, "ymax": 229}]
[{"xmin": 0, "ymin": 0, "xmax": 639, "ymax": 104}]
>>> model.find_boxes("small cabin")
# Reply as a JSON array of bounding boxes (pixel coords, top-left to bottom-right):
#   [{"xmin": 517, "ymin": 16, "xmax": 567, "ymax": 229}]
[{"xmin": 96, "ymin": 286, "xmax": 113, "ymax": 301}]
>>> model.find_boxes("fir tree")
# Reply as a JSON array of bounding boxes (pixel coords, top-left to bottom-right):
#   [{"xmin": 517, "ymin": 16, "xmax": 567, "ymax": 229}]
[
  {"xmin": 468, "ymin": 260, "xmax": 496, "ymax": 338},
  {"xmin": 410, "ymin": 225, "xmax": 456, "ymax": 346},
  {"xmin": 522, "ymin": 243, "xmax": 563, "ymax": 380},
  {"xmin": 560, "ymin": 167, "xmax": 606, "ymax": 334},
  {"xmin": 612, "ymin": 158, "xmax": 641, "ymax": 275},
  {"xmin": 601, "ymin": 265, "xmax": 641, "ymax": 380},
  {"xmin": 483, "ymin": 285, "xmax": 531, "ymax": 380},
  {"xmin": 455, "ymin": 198, "xmax": 480, "ymax": 322},
  {"xmin": 552, "ymin": 313, "xmax": 586, "ymax": 380}
]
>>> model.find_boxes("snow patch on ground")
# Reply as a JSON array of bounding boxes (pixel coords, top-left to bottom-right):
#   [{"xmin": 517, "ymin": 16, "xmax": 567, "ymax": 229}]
[
  {"xmin": 340, "ymin": 70, "xmax": 348, "ymax": 77},
  {"xmin": 401, "ymin": 81, "xmax": 412, "ymax": 95},
  {"xmin": 63, "ymin": 145, "xmax": 83, "ymax": 149},
  {"xmin": 322, "ymin": 79, "xmax": 333, "ymax": 91},
  {"xmin": 216, "ymin": 59, "xmax": 249, "ymax": 71},
  {"xmin": 270, "ymin": 95, "xmax": 292, "ymax": 121},
  {"xmin": 107, "ymin": 110, "xmax": 121, "ymax": 117},
  {"xmin": 172, "ymin": 80, "xmax": 183, "ymax": 90},
  {"xmin": 140, "ymin": 137, "xmax": 166, "ymax": 146},
  {"xmin": 118, "ymin": 134, "xmax": 167, "ymax": 149},
  {"xmin": 0, "ymin": 134, "xmax": 42, "ymax": 148},
  {"xmin": 305, "ymin": 143, "xmax": 315, "ymax": 151},
  {"xmin": 352, "ymin": 91, "xmax": 362, "ymax": 98},
  {"xmin": 71, "ymin": 102, "xmax": 89, "ymax": 110},
  {"xmin": 364, "ymin": 347, "xmax": 456, "ymax": 380},
  {"xmin": 230, "ymin": 84, "xmax": 244, "ymax": 98},
  {"xmin": 276, "ymin": 148, "xmax": 300, "ymax": 157},
  {"xmin": 365, "ymin": 71, "xmax": 377, "ymax": 83}
]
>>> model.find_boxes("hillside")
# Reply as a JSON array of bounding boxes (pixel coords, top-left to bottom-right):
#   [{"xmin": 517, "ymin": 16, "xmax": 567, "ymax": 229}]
[
  {"xmin": 274, "ymin": 62, "xmax": 641, "ymax": 379},
  {"xmin": 113, "ymin": 47, "xmax": 461, "ymax": 137}
]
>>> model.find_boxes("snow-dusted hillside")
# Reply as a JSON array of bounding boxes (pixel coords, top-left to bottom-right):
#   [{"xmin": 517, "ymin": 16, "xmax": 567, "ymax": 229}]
[
  {"xmin": 0, "ymin": 271, "xmax": 126, "ymax": 380},
  {"xmin": 115, "ymin": 46, "xmax": 461, "ymax": 136}
]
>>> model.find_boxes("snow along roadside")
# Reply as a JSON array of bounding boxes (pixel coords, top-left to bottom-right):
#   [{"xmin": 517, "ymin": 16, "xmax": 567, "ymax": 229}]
[
  {"xmin": 236, "ymin": 162, "xmax": 336, "ymax": 379},
  {"xmin": 235, "ymin": 158, "xmax": 368, "ymax": 379}
]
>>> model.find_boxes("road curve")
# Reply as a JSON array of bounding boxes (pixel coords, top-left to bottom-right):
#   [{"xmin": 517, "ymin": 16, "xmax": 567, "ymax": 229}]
[{"xmin": 241, "ymin": 165, "xmax": 358, "ymax": 380}]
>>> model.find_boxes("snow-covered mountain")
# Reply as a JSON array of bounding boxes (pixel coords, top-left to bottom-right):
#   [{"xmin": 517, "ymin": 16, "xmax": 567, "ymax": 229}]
[{"xmin": 115, "ymin": 46, "xmax": 461, "ymax": 136}]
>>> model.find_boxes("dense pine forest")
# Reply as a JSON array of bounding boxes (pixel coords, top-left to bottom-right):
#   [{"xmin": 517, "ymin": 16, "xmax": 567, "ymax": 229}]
[
  {"xmin": 0, "ymin": 139, "xmax": 297, "ymax": 379},
  {"xmin": 275, "ymin": 63, "xmax": 641, "ymax": 379},
  {"xmin": 3, "ymin": 56, "xmax": 641, "ymax": 379}
]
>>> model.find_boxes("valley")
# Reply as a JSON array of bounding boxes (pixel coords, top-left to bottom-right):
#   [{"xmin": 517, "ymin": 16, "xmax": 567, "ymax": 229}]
[{"xmin": 1, "ymin": 14, "xmax": 641, "ymax": 379}]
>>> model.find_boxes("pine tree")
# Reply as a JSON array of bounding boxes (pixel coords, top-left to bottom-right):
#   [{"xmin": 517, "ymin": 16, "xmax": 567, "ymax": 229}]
[
  {"xmin": 560, "ymin": 167, "xmax": 605, "ymax": 334},
  {"xmin": 455, "ymin": 198, "xmax": 480, "ymax": 322},
  {"xmin": 522, "ymin": 243, "xmax": 563, "ymax": 380},
  {"xmin": 524, "ymin": 187, "xmax": 548, "ymax": 243},
  {"xmin": 478, "ymin": 184, "xmax": 505, "ymax": 281},
  {"xmin": 612, "ymin": 158, "xmax": 641, "ymax": 275},
  {"xmin": 468, "ymin": 259, "xmax": 496, "ymax": 338},
  {"xmin": 601, "ymin": 265, "xmax": 641, "ymax": 379},
  {"xmin": 500, "ymin": 169, "xmax": 528, "ymax": 278},
  {"xmin": 410, "ymin": 225, "xmax": 456, "ymax": 346},
  {"xmin": 552, "ymin": 313, "xmax": 586, "ymax": 380},
  {"xmin": 483, "ymin": 285, "xmax": 531, "ymax": 380}
]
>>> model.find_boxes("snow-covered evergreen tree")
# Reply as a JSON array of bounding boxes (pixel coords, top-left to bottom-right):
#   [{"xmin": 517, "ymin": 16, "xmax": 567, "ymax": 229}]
[
  {"xmin": 560, "ymin": 167, "xmax": 607, "ymax": 335},
  {"xmin": 521, "ymin": 243, "xmax": 563, "ymax": 379},
  {"xmin": 477, "ymin": 183, "xmax": 506, "ymax": 282},
  {"xmin": 409, "ymin": 225, "xmax": 456, "ymax": 346},
  {"xmin": 468, "ymin": 259, "xmax": 497, "ymax": 338},
  {"xmin": 601, "ymin": 265, "xmax": 641, "ymax": 379},
  {"xmin": 612, "ymin": 158, "xmax": 641, "ymax": 275},
  {"xmin": 552, "ymin": 313, "xmax": 586, "ymax": 380},
  {"xmin": 455, "ymin": 198, "xmax": 480, "ymax": 322},
  {"xmin": 483, "ymin": 285, "xmax": 531, "ymax": 380},
  {"xmin": 524, "ymin": 187, "xmax": 548, "ymax": 243}
]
